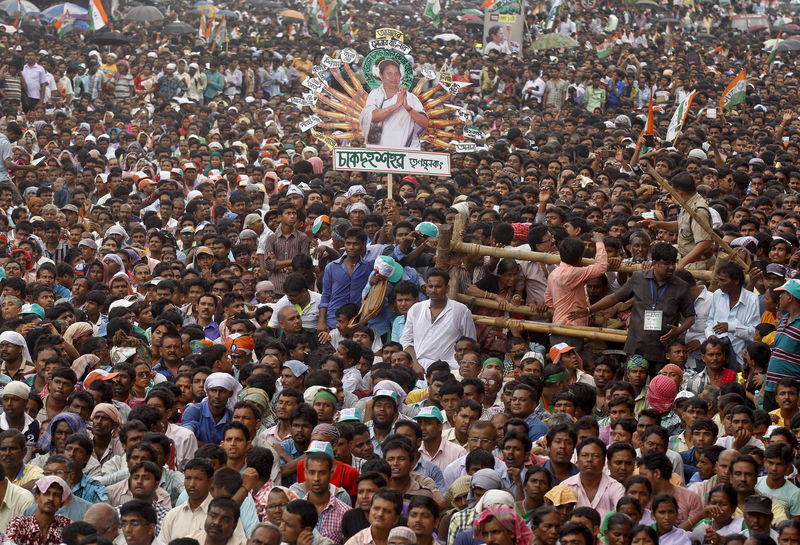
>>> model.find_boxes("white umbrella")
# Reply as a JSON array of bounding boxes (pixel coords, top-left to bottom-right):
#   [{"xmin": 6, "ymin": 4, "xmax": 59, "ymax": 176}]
[
  {"xmin": 433, "ymin": 33, "xmax": 462, "ymax": 41},
  {"xmin": 0, "ymin": 0, "xmax": 40, "ymax": 15}
]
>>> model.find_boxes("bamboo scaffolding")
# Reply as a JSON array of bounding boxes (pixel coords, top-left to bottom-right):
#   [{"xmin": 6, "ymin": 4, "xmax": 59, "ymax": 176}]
[
  {"xmin": 455, "ymin": 294, "xmax": 551, "ymax": 318},
  {"xmin": 473, "ymin": 316, "xmax": 628, "ymax": 343},
  {"xmin": 451, "ymin": 240, "xmax": 715, "ymax": 281},
  {"xmin": 646, "ymin": 164, "xmax": 750, "ymax": 271}
]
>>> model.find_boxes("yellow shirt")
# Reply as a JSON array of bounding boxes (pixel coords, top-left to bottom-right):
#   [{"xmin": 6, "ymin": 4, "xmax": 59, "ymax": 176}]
[
  {"xmin": 0, "ymin": 479, "xmax": 34, "ymax": 530},
  {"xmin": 11, "ymin": 464, "xmax": 42, "ymax": 488},
  {"xmin": 406, "ymin": 387, "xmax": 428, "ymax": 405},
  {"xmin": 769, "ymin": 408, "xmax": 798, "ymax": 427}
]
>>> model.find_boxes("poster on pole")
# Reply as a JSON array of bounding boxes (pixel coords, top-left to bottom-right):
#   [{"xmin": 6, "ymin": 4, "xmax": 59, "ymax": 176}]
[
  {"xmin": 483, "ymin": 0, "xmax": 523, "ymax": 55},
  {"xmin": 333, "ymin": 147, "xmax": 451, "ymax": 177}
]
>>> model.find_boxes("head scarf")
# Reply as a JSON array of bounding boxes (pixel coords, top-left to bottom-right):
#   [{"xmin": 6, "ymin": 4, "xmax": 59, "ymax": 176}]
[
  {"xmin": 647, "ymin": 375, "xmax": 678, "ymax": 414},
  {"xmin": 91, "ymin": 403, "xmax": 122, "ymax": 427},
  {"xmin": 110, "ymin": 271, "xmax": 134, "ymax": 294},
  {"xmin": 626, "ymin": 355, "xmax": 648, "ymax": 370},
  {"xmin": 0, "ymin": 331, "xmax": 31, "ymax": 362},
  {"xmin": 33, "ymin": 476, "xmax": 72, "ymax": 502},
  {"xmin": 63, "ymin": 322, "xmax": 94, "ymax": 345},
  {"xmin": 204, "ymin": 372, "xmax": 243, "ymax": 412},
  {"xmin": 388, "ymin": 528, "xmax": 416, "ymax": 544},
  {"xmin": 473, "ymin": 489, "xmax": 515, "ymax": 515},
  {"xmin": 445, "ymin": 476, "xmax": 472, "ymax": 509},
  {"xmin": 71, "ymin": 354, "xmax": 101, "ymax": 381},
  {"xmin": 469, "ymin": 469, "xmax": 503, "ymax": 508},
  {"xmin": 308, "ymin": 157, "xmax": 324, "ymax": 174},
  {"xmin": 226, "ymin": 335, "xmax": 255, "ymax": 357},
  {"xmin": 190, "ymin": 339, "xmax": 214, "ymax": 354},
  {"xmin": 238, "ymin": 387, "xmax": 270, "ymax": 412},
  {"xmin": 38, "ymin": 412, "xmax": 87, "ymax": 451},
  {"xmin": 373, "ymin": 379, "xmax": 407, "ymax": 404},
  {"xmin": 660, "ymin": 363, "xmax": 684, "ymax": 385},
  {"xmin": 102, "ymin": 254, "xmax": 125, "ymax": 284},
  {"xmin": 474, "ymin": 505, "xmax": 533, "ymax": 545},
  {"xmin": 311, "ymin": 423, "xmax": 340, "ymax": 442}
]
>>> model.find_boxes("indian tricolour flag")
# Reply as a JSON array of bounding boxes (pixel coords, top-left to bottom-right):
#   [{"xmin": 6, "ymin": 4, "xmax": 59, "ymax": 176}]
[
  {"xmin": 597, "ymin": 32, "xmax": 618, "ymax": 59},
  {"xmin": 720, "ymin": 69, "xmax": 746, "ymax": 111},
  {"xmin": 666, "ymin": 90, "xmax": 697, "ymax": 142},
  {"xmin": 89, "ymin": 0, "xmax": 109, "ymax": 30}
]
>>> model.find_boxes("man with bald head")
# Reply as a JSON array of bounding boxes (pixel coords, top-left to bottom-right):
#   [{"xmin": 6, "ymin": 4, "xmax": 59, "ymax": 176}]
[
  {"xmin": 277, "ymin": 306, "xmax": 303, "ymax": 336},
  {"xmin": 478, "ymin": 368, "xmax": 503, "ymax": 413},
  {"xmin": 84, "ymin": 503, "xmax": 122, "ymax": 545},
  {"xmin": 248, "ymin": 523, "xmax": 281, "ymax": 545}
]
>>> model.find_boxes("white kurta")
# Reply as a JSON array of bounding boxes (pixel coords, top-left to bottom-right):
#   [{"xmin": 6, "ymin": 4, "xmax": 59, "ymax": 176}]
[{"xmin": 360, "ymin": 84, "xmax": 425, "ymax": 150}]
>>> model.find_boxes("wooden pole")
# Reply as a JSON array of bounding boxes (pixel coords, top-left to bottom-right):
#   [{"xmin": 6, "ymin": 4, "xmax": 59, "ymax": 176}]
[
  {"xmin": 645, "ymin": 164, "xmax": 750, "ymax": 271},
  {"xmin": 455, "ymin": 294, "xmax": 551, "ymax": 318},
  {"xmin": 473, "ymin": 316, "xmax": 628, "ymax": 343},
  {"xmin": 435, "ymin": 223, "xmax": 454, "ymax": 289},
  {"xmin": 449, "ymin": 214, "xmax": 466, "ymax": 299},
  {"xmin": 387, "ymin": 173, "xmax": 392, "ymax": 200},
  {"xmin": 451, "ymin": 240, "xmax": 715, "ymax": 281}
]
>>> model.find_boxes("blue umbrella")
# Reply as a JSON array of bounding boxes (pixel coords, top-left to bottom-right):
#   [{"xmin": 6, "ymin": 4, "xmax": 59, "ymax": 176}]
[{"xmin": 41, "ymin": 2, "xmax": 88, "ymax": 21}]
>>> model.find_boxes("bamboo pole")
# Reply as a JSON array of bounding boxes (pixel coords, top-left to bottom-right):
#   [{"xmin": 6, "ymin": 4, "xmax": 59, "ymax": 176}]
[
  {"xmin": 450, "ymin": 214, "xmax": 466, "ymax": 299},
  {"xmin": 645, "ymin": 164, "xmax": 750, "ymax": 271},
  {"xmin": 451, "ymin": 240, "xmax": 715, "ymax": 281},
  {"xmin": 435, "ymin": 223, "xmax": 453, "ymax": 276},
  {"xmin": 387, "ymin": 173, "xmax": 392, "ymax": 200},
  {"xmin": 455, "ymin": 294, "xmax": 551, "ymax": 318},
  {"xmin": 474, "ymin": 316, "xmax": 628, "ymax": 343}
]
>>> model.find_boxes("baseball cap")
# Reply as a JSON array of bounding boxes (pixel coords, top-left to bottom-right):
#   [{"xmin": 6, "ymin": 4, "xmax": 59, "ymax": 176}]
[
  {"xmin": 374, "ymin": 256, "xmax": 403, "ymax": 283},
  {"xmin": 62, "ymin": 204, "xmax": 79, "ymax": 214},
  {"xmin": 548, "ymin": 343, "xmax": 576, "ymax": 364},
  {"xmin": 373, "ymin": 389, "xmax": 399, "ymax": 406},
  {"xmin": 20, "ymin": 304, "xmax": 45, "ymax": 318},
  {"xmin": 413, "ymin": 406, "xmax": 444, "ymax": 423},
  {"xmin": 415, "ymin": 221, "xmax": 439, "ymax": 238},
  {"xmin": 521, "ymin": 351, "xmax": 545, "ymax": 363},
  {"xmin": 84, "ymin": 369, "xmax": 119, "ymax": 389},
  {"xmin": 766, "ymin": 263, "xmax": 787, "ymax": 278},
  {"xmin": 335, "ymin": 408, "xmax": 363, "ymax": 423},
  {"xmin": 743, "ymin": 495, "xmax": 772, "ymax": 515},
  {"xmin": 78, "ymin": 239, "xmax": 98, "ymax": 250},
  {"xmin": 305, "ymin": 440, "xmax": 335, "ymax": 456},
  {"xmin": 312, "ymin": 215, "xmax": 330, "ymax": 234},
  {"xmin": 776, "ymin": 279, "xmax": 800, "ymax": 300}
]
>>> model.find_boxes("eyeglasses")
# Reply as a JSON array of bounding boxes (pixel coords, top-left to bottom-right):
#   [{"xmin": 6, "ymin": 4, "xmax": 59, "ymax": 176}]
[
  {"xmin": 266, "ymin": 503, "xmax": 288, "ymax": 510},
  {"xmin": 481, "ymin": 379, "xmax": 499, "ymax": 386},
  {"xmin": 121, "ymin": 521, "xmax": 148, "ymax": 528},
  {"xmin": 44, "ymin": 469, "xmax": 70, "ymax": 477}
]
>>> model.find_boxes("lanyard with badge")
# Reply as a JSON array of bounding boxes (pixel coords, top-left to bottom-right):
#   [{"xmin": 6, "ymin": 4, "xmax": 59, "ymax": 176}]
[{"xmin": 644, "ymin": 279, "xmax": 668, "ymax": 331}]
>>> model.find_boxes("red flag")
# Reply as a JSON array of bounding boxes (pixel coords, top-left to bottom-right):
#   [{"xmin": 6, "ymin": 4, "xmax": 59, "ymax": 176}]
[{"xmin": 645, "ymin": 89, "xmax": 655, "ymax": 135}]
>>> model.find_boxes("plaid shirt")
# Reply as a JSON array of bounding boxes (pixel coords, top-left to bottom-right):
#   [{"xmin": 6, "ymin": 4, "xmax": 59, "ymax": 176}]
[
  {"xmin": 7, "ymin": 514, "xmax": 71, "ymax": 545},
  {"xmin": 116, "ymin": 501, "xmax": 169, "ymax": 536},
  {"xmin": 447, "ymin": 508, "xmax": 475, "ymax": 545},
  {"xmin": 317, "ymin": 493, "xmax": 350, "ymax": 545}
]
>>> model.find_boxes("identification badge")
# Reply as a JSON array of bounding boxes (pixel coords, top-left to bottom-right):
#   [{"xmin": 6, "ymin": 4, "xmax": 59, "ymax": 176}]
[{"xmin": 643, "ymin": 310, "xmax": 663, "ymax": 331}]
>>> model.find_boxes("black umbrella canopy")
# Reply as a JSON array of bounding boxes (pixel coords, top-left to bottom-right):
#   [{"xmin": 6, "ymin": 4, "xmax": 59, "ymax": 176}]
[
  {"xmin": 89, "ymin": 30, "xmax": 130, "ymax": 45},
  {"xmin": 776, "ymin": 39, "xmax": 800, "ymax": 51},
  {"xmin": 163, "ymin": 20, "xmax": 194, "ymax": 34},
  {"xmin": 123, "ymin": 4, "xmax": 164, "ymax": 21}
]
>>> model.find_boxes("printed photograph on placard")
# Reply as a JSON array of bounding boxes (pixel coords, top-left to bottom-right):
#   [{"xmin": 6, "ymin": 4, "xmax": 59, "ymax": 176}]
[
  {"xmin": 483, "ymin": 0, "xmax": 523, "ymax": 55},
  {"xmin": 359, "ymin": 49, "xmax": 429, "ymax": 150}
]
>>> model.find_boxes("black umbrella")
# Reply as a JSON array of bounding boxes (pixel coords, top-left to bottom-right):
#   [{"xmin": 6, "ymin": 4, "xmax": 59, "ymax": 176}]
[
  {"xmin": 163, "ymin": 20, "xmax": 194, "ymax": 34},
  {"xmin": 776, "ymin": 39, "xmax": 800, "ymax": 51},
  {"xmin": 123, "ymin": 4, "xmax": 164, "ymax": 20},
  {"xmin": 89, "ymin": 30, "xmax": 130, "ymax": 45}
]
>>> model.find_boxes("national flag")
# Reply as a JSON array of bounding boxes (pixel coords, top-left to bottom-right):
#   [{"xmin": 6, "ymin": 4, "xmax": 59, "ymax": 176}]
[
  {"xmin": 480, "ymin": 0, "xmax": 496, "ymax": 7},
  {"xmin": 665, "ymin": 24, "xmax": 674, "ymax": 54},
  {"xmin": 54, "ymin": 9, "xmax": 75, "ymax": 36},
  {"xmin": 213, "ymin": 18, "xmax": 227, "ymax": 44},
  {"xmin": 720, "ymin": 69, "xmax": 746, "ymax": 111},
  {"xmin": 767, "ymin": 31, "xmax": 782, "ymax": 68},
  {"xmin": 307, "ymin": 0, "xmax": 329, "ymax": 36},
  {"xmin": 546, "ymin": 0, "xmax": 562, "ymax": 29},
  {"xmin": 424, "ymin": 0, "xmax": 442, "ymax": 26},
  {"xmin": 199, "ymin": 13, "xmax": 209, "ymax": 40},
  {"xmin": 666, "ymin": 90, "xmax": 697, "ymax": 142},
  {"xmin": 597, "ymin": 32, "xmax": 618, "ymax": 59},
  {"xmin": 89, "ymin": 0, "xmax": 109, "ymax": 30}
]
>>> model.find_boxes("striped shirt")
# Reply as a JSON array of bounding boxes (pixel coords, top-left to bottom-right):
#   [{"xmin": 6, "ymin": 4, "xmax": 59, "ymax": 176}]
[
  {"xmin": 263, "ymin": 228, "xmax": 309, "ymax": 294},
  {"xmin": 766, "ymin": 313, "xmax": 800, "ymax": 392}
]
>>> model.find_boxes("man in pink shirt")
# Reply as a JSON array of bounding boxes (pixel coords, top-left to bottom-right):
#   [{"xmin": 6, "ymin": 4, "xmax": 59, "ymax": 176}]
[
  {"xmin": 637, "ymin": 451, "xmax": 702, "ymax": 525},
  {"xmin": 545, "ymin": 233, "xmax": 609, "ymax": 351},
  {"xmin": 561, "ymin": 437, "xmax": 625, "ymax": 520}
]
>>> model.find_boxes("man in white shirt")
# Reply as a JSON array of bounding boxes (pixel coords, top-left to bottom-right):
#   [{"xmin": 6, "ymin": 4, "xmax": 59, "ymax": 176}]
[
  {"xmin": 400, "ymin": 269, "xmax": 476, "ymax": 371},
  {"xmin": 703, "ymin": 262, "xmax": 760, "ymax": 370},
  {"xmin": 268, "ymin": 274, "xmax": 321, "ymax": 331},
  {"xmin": 677, "ymin": 269, "xmax": 714, "ymax": 370},
  {"xmin": 21, "ymin": 51, "xmax": 48, "ymax": 111}
]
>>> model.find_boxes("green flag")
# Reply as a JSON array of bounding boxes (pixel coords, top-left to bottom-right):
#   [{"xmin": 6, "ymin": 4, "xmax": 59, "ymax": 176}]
[{"xmin": 424, "ymin": 0, "xmax": 441, "ymax": 25}]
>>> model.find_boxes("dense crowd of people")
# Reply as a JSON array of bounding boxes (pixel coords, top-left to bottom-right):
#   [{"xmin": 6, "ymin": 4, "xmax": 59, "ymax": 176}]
[{"xmin": 4, "ymin": 1, "xmax": 800, "ymax": 545}]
